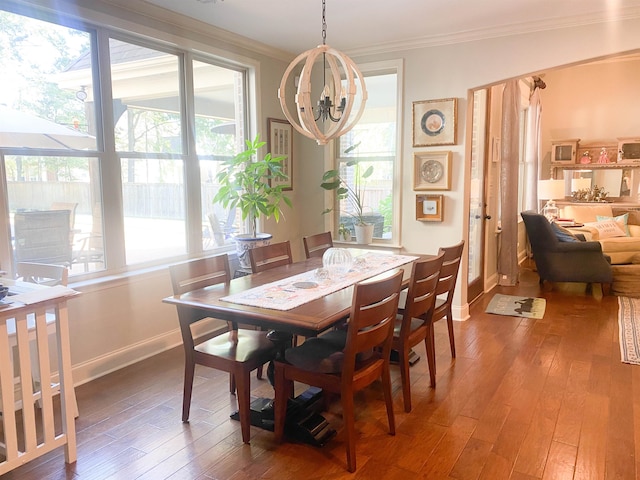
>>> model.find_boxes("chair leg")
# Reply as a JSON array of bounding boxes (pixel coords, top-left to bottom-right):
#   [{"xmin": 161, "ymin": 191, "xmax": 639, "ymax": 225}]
[
  {"xmin": 446, "ymin": 308, "xmax": 456, "ymax": 358},
  {"xmin": 342, "ymin": 390, "xmax": 357, "ymax": 473},
  {"xmin": 398, "ymin": 346, "xmax": 412, "ymax": 413},
  {"xmin": 229, "ymin": 373, "xmax": 236, "ymax": 394},
  {"xmin": 182, "ymin": 361, "xmax": 196, "ymax": 422},
  {"xmin": 235, "ymin": 368, "xmax": 252, "ymax": 444},
  {"xmin": 256, "ymin": 365, "xmax": 263, "ymax": 380},
  {"xmin": 425, "ymin": 323, "xmax": 436, "ymax": 388},
  {"xmin": 381, "ymin": 364, "xmax": 396, "ymax": 435}
]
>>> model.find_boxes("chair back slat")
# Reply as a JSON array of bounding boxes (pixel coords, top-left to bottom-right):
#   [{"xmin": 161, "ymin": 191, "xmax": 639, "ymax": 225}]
[
  {"xmin": 303, "ymin": 232, "xmax": 333, "ymax": 259},
  {"xmin": 249, "ymin": 241, "xmax": 293, "ymax": 273},
  {"xmin": 435, "ymin": 241, "xmax": 465, "ymax": 299},
  {"xmin": 400, "ymin": 253, "xmax": 444, "ymax": 337},
  {"xmin": 344, "ymin": 269, "xmax": 403, "ymax": 371},
  {"xmin": 169, "ymin": 255, "xmax": 231, "ymax": 295}
]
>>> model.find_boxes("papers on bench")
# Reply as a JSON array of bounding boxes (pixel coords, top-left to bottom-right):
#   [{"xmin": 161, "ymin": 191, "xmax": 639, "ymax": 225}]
[{"xmin": 9, "ymin": 285, "xmax": 77, "ymax": 305}]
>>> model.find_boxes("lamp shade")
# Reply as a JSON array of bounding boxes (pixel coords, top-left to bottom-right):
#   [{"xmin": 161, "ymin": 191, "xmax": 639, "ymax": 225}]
[{"xmin": 537, "ymin": 179, "xmax": 565, "ymax": 200}]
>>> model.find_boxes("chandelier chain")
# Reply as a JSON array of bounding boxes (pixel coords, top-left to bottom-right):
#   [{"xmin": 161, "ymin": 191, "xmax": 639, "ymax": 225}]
[{"xmin": 321, "ymin": 0, "xmax": 327, "ymax": 45}]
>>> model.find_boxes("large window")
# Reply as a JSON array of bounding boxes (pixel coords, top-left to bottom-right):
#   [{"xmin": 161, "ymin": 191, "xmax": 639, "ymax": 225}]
[
  {"xmin": 333, "ymin": 68, "xmax": 401, "ymax": 244},
  {"xmin": 0, "ymin": 7, "xmax": 249, "ymax": 278}
]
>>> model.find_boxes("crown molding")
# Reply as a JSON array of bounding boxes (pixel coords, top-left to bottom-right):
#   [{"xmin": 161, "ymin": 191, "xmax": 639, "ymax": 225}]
[{"xmin": 346, "ymin": 8, "xmax": 640, "ymax": 57}]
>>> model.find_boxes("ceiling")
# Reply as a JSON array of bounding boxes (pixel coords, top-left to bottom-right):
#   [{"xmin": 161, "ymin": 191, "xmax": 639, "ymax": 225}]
[{"xmin": 143, "ymin": 0, "xmax": 640, "ymax": 55}]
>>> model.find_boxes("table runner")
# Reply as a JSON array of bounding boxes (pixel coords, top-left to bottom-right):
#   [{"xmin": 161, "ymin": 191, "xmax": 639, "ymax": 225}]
[{"xmin": 221, "ymin": 252, "xmax": 418, "ymax": 311}]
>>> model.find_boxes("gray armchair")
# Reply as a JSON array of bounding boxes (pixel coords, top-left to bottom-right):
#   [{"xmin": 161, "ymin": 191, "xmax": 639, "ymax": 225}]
[{"xmin": 520, "ymin": 211, "xmax": 613, "ymax": 287}]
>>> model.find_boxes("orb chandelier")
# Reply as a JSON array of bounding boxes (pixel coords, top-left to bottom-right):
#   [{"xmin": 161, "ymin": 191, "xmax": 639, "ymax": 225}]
[{"xmin": 278, "ymin": 0, "xmax": 367, "ymax": 145}]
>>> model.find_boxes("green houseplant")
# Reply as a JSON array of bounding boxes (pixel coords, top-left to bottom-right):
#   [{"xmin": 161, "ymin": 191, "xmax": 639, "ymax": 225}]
[
  {"xmin": 213, "ymin": 134, "xmax": 292, "ymax": 267},
  {"xmin": 321, "ymin": 159, "xmax": 374, "ymax": 244}
]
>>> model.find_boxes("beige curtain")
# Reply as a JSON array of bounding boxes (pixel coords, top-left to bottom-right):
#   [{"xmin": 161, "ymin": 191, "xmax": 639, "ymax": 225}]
[
  {"xmin": 525, "ymin": 87, "xmax": 542, "ymax": 211},
  {"xmin": 498, "ymin": 80, "xmax": 521, "ymax": 286}
]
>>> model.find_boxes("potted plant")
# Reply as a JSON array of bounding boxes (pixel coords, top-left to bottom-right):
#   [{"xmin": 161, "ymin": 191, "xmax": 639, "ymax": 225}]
[
  {"xmin": 213, "ymin": 134, "xmax": 292, "ymax": 268},
  {"xmin": 321, "ymin": 159, "xmax": 375, "ymax": 244},
  {"xmin": 337, "ymin": 223, "xmax": 352, "ymax": 242}
]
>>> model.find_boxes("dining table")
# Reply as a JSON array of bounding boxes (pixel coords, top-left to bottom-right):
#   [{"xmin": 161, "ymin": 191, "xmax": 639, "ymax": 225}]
[
  {"xmin": 162, "ymin": 248, "xmax": 422, "ymax": 445},
  {"xmin": 163, "ymin": 249, "xmax": 420, "ymax": 338}
]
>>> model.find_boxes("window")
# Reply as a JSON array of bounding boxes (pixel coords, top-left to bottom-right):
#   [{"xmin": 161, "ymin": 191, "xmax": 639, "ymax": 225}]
[
  {"xmin": 332, "ymin": 67, "xmax": 401, "ymax": 244},
  {"xmin": 0, "ymin": 7, "xmax": 250, "ymax": 278}
]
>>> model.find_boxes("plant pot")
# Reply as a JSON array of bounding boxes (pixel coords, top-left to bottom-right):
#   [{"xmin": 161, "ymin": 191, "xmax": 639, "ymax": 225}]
[
  {"xmin": 354, "ymin": 224, "xmax": 374, "ymax": 245},
  {"xmin": 339, "ymin": 231, "xmax": 352, "ymax": 242},
  {"xmin": 234, "ymin": 233, "xmax": 272, "ymax": 269}
]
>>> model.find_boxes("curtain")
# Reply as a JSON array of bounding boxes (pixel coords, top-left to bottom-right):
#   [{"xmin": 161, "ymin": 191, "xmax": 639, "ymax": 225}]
[
  {"xmin": 497, "ymin": 80, "xmax": 521, "ymax": 286},
  {"xmin": 525, "ymin": 87, "xmax": 542, "ymax": 211}
]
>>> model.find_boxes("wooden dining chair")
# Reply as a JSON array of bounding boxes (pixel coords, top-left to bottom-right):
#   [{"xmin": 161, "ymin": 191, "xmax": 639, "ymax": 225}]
[
  {"xmin": 169, "ymin": 254, "xmax": 279, "ymax": 444},
  {"xmin": 274, "ymin": 269, "xmax": 404, "ymax": 472},
  {"xmin": 248, "ymin": 240, "xmax": 296, "ymax": 351},
  {"xmin": 427, "ymin": 240, "xmax": 465, "ymax": 387},
  {"xmin": 393, "ymin": 252, "xmax": 444, "ymax": 412},
  {"xmin": 248, "ymin": 240, "xmax": 293, "ymax": 273},
  {"xmin": 302, "ymin": 231, "xmax": 333, "ymax": 259}
]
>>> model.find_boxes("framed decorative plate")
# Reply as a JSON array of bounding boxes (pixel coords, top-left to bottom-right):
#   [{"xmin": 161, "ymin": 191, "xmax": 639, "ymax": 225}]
[
  {"xmin": 414, "ymin": 151, "xmax": 452, "ymax": 190},
  {"xmin": 413, "ymin": 98, "xmax": 457, "ymax": 146}
]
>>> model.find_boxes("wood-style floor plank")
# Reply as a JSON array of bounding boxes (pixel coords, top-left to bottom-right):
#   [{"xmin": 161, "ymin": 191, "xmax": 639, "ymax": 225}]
[{"xmin": 4, "ymin": 265, "xmax": 640, "ymax": 479}]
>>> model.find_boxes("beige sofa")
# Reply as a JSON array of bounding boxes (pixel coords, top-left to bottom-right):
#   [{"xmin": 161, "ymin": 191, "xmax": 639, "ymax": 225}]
[{"xmin": 561, "ymin": 204, "xmax": 640, "ymax": 264}]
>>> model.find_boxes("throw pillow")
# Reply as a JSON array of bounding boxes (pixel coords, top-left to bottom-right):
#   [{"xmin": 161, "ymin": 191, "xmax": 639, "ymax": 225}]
[
  {"xmin": 596, "ymin": 213, "xmax": 630, "ymax": 236},
  {"xmin": 550, "ymin": 222, "xmax": 580, "ymax": 242},
  {"xmin": 584, "ymin": 220, "xmax": 627, "ymax": 239}
]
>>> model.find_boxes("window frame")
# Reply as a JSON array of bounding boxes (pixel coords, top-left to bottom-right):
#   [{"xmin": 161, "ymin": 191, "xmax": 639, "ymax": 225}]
[
  {"xmin": 0, "ymin": 4, "xmax": 256, "ymax": 281},
  {"xmin": 325, "ymin": 59, "xmax": 404, "ymax": 246}
]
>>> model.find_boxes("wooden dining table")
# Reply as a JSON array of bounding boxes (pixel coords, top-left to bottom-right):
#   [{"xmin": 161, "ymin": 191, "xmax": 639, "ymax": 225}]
[{"xmin": 163, "ymin": 250, "xmax": 419, "ymax": 338}]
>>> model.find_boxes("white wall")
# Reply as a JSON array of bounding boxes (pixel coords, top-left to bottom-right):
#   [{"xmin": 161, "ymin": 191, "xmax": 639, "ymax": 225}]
[{"xmin": 23, "ymin": 1, "xmax": 640, "ymax": 385}]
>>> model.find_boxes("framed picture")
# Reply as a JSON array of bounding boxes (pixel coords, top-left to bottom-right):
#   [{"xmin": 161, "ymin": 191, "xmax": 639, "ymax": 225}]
[
  {"xmin": 412, "ymin": 98, "xmax": 457, "ymax": 147},
  {"xmin": 416, "ymin": 194, "xmax": 443, "ymax": 222},
  {"xmin": 414, "ymin": 151, "xmax": 452, "ymax": 190},
  {"xmin": 267, "ymin": 118, "xmax": 293, "ymax": 190}
]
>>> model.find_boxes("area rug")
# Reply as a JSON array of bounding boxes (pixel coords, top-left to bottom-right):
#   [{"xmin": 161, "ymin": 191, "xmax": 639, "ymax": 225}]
[
  {"xmin": 617, "ymin": 297, "xmax": 640, "ymax": 365},
  {"xmin": 485, "ymin": 294, "xmax": 546, "ymax": 319}
]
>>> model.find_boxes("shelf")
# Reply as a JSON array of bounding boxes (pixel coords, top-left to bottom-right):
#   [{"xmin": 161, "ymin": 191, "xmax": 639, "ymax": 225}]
[{"xmin": 555, "ymin": 163, "xmax": 640, "ymax": 170}]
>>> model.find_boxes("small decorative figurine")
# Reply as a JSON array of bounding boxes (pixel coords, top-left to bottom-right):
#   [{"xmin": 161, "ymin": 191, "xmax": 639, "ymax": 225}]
[
  {"xmin": 597, "ymin": 147, "xmax": 609, "ymax": 164},
  {"xmin": 580, "ymin": 151, "xmax": 591, "ymax": 164}
]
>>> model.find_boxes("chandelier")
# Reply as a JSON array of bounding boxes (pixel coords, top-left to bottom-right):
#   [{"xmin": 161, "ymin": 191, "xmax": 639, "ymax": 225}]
[{"xmin": 278, "ymin": 0, "xmax": 367, "ymax": 145}]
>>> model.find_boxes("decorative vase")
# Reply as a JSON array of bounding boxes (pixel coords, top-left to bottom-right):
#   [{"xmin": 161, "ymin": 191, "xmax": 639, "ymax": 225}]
[
  {"xmin": 234, "ymin": 233, "xmax": 272, "ymax": 269},
  {"xmin": 322, "ymin": 247, "xmax": 353, "ymax": 277},
  {"xmin": 354, "ymin": 224, "xmax": 374, "ymax": 244}
]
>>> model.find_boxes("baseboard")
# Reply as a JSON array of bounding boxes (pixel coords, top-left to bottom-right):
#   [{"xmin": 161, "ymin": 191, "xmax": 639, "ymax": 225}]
[
  {"xmin": 71, "ymin": 328, "xmax": 183, "ymax": 387},
  {"xmin": 453, "ymin": 303, "xmax": 470, "ymax": 321}
]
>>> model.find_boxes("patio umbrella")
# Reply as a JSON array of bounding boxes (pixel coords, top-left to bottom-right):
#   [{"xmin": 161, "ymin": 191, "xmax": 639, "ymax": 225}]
[{"xmin": 0, "ymin": 107, "xmax": 96, "ymax": 150}]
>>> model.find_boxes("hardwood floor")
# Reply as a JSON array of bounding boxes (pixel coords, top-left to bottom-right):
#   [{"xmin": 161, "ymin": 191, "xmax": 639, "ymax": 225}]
[{"xmin": 3, "ymin": 266, "xmax": 634, "ymax": 479}]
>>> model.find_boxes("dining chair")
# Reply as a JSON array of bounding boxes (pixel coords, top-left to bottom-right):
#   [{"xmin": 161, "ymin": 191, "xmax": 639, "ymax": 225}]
[
  {"xmin": 393, "ymin": 252, "xmax": 444, "ymax": 412},
  {"xmin": 274, "ymin": 268, "xmax": 404, "ymax": 472},
  {"xmin": 248, "ymin": 240, "xmax": 296, "ymax": 353},
  {"xmin": 248, "ymin": 240, "xmax": 293, "ymax": 273},
  {"xmin": 428, "ymin": 240, "xmax": 465, "ymax": 387},
  {"xmin": 169, "ymin": 254, "xmax": 279, "ymax": 444},
  {"xmin": 303, "ymin": 231, "xmax": 333, "ymax": 259}
]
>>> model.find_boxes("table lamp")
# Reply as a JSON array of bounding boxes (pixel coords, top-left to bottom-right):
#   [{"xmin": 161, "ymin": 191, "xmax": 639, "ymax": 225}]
[{"xmin": 537, "ymin": 179, "xmax": 565, "ymax": 221}]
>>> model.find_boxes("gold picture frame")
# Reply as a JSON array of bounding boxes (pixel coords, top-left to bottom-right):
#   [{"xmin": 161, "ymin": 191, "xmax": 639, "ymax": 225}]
[
  {"xmin": 416, "ymin": 194, "xmax": 443, "ymax": 222},
  {"xmin": 412, "ymin": 98, "xmax": 457, "ymax": 147},
  {"xmin": 267, "ymin": 118, "xmax": 293, "ymax": 191},
  {"xmin": 414, "ymin": 151, "xmax": 452, "ymax": 190}
]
